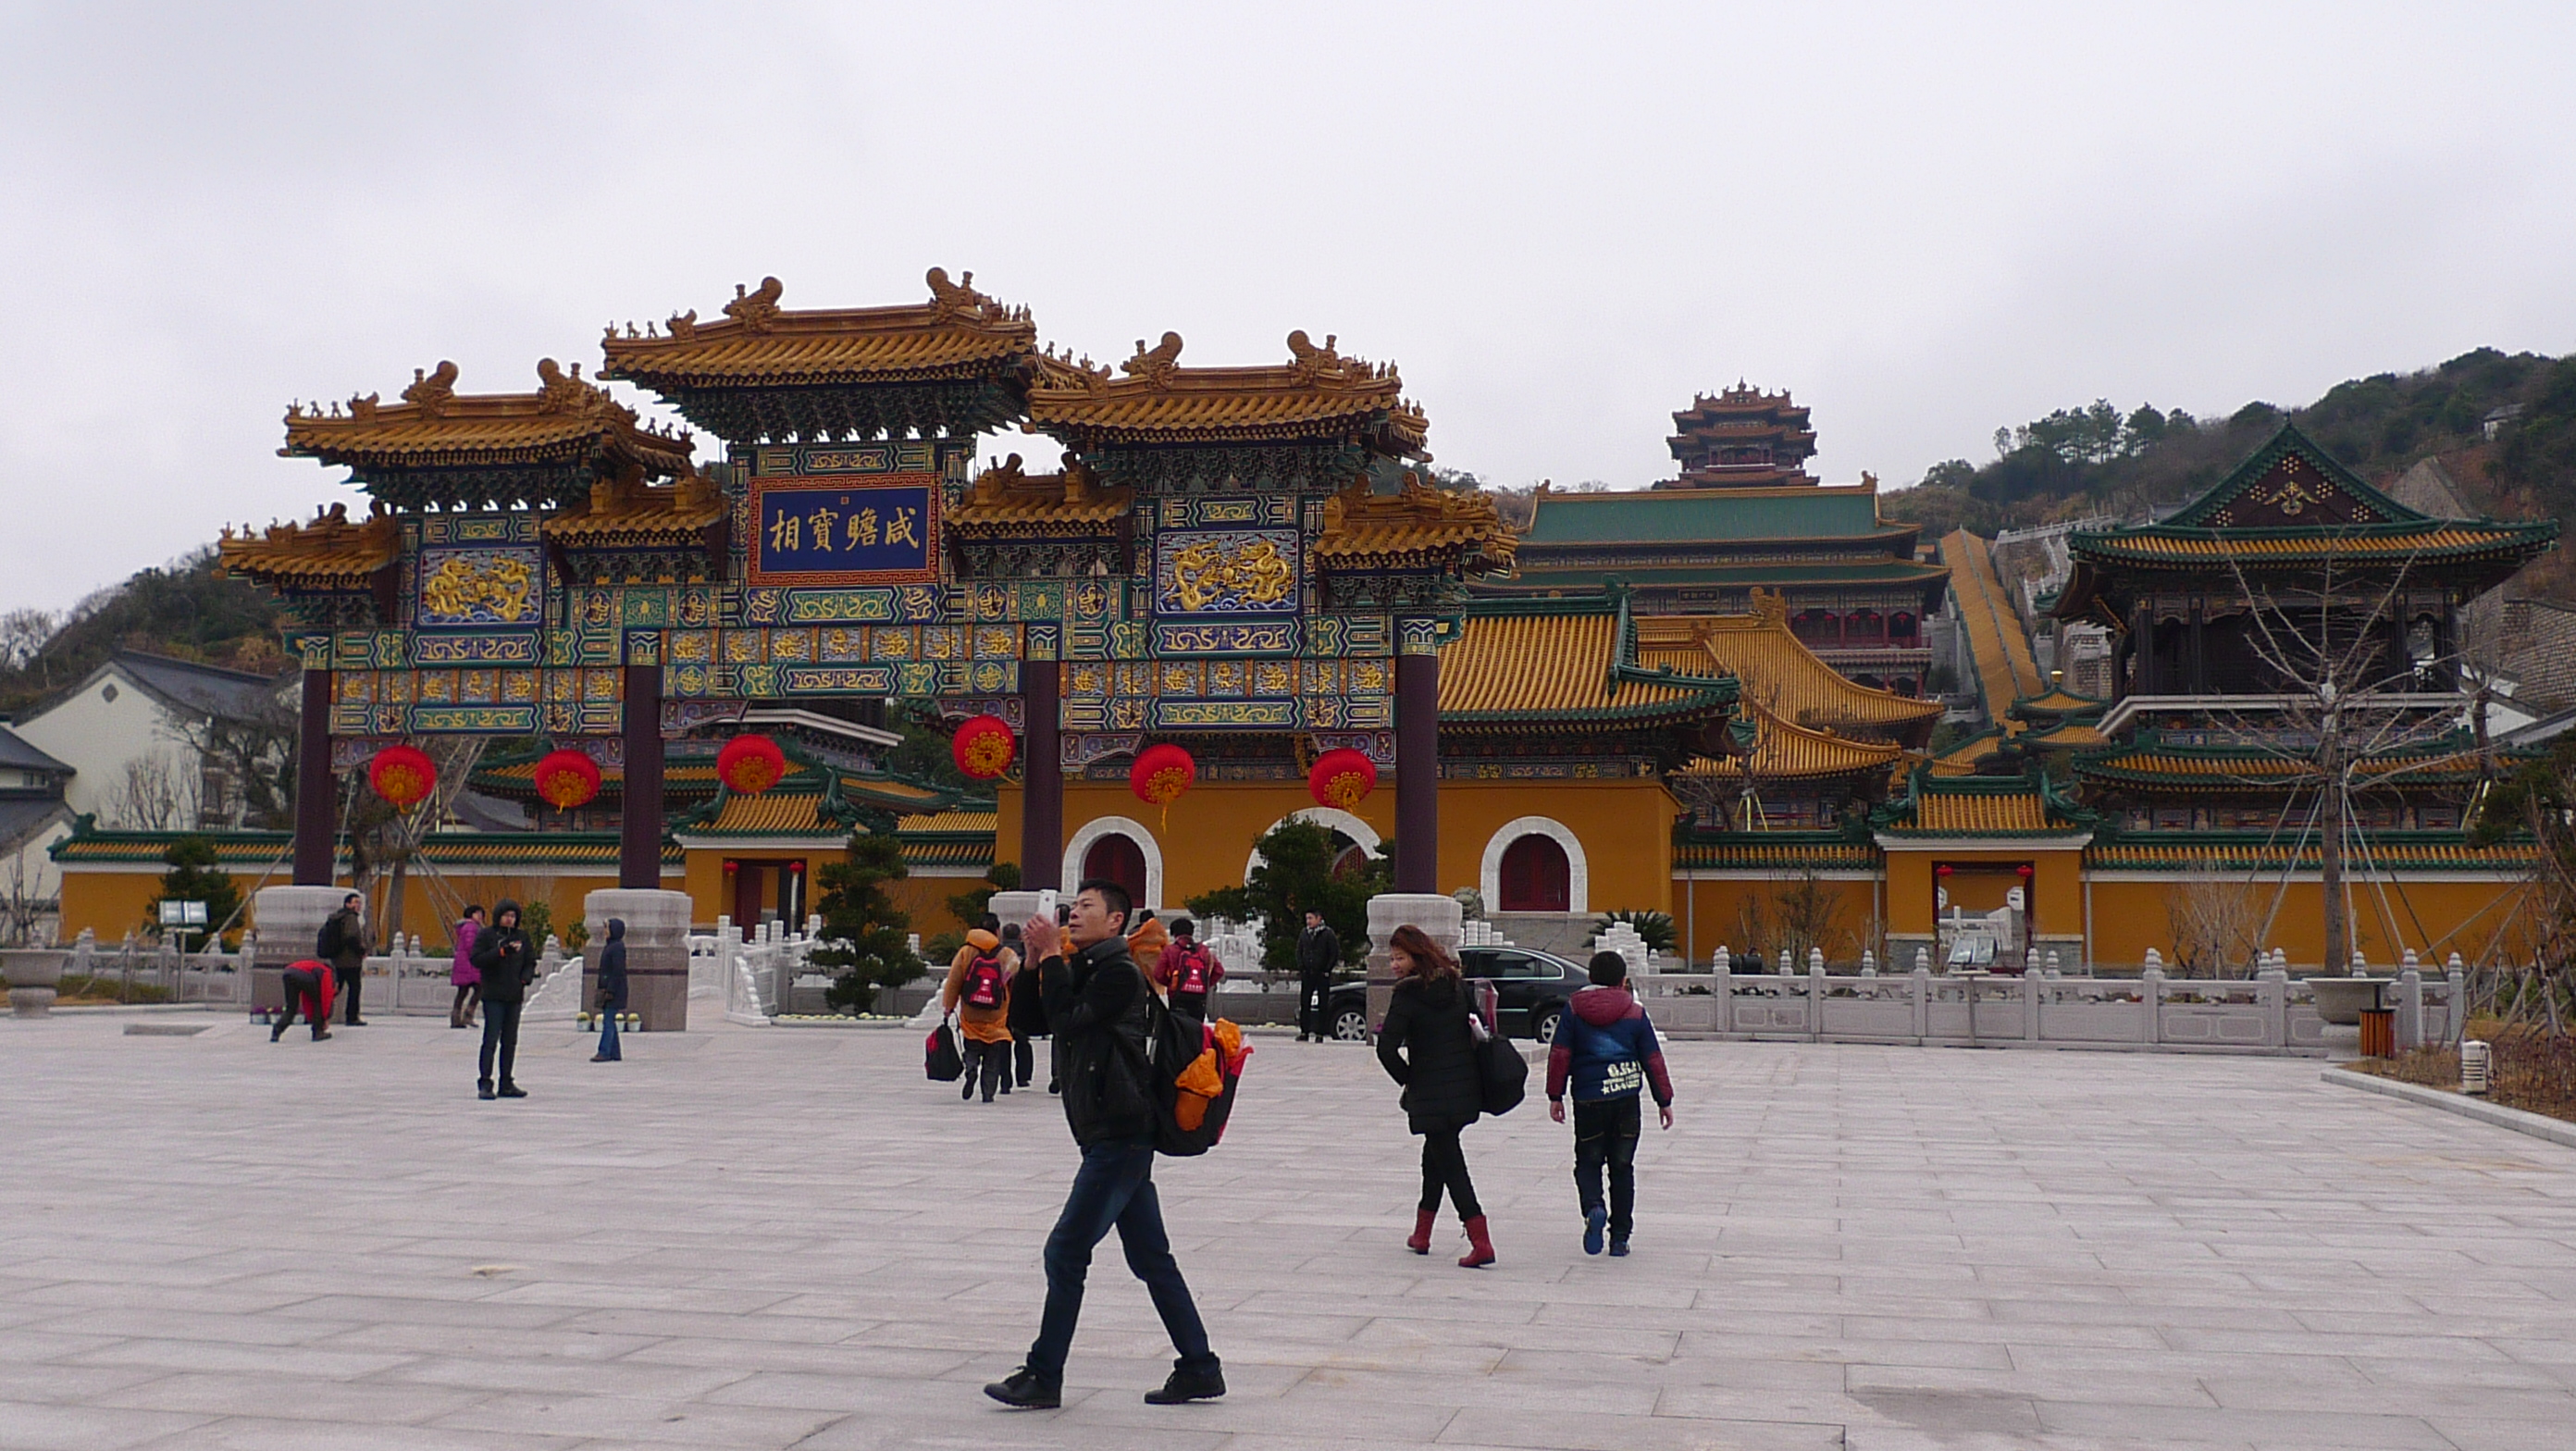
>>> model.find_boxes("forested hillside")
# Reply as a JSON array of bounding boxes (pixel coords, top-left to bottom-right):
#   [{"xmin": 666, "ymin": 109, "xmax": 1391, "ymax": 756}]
[
  {"xmin": 0, "ymin": 550, "xmax": 284, "ymax": 716},
  {"xmin": 1883, "ymin": 349, "xmax": 2576, "ymax": 599}
]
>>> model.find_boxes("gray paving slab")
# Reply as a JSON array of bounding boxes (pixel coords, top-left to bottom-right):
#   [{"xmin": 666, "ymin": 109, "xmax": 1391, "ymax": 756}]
[{"xmin": 6, "ymin": 1011, "xmax": 2576, "ymax": 1448}]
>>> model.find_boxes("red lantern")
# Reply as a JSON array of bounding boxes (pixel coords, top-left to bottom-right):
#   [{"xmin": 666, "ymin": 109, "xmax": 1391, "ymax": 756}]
[
  {"xmin": 716, "ymin": 734, "xmax": 788, "ymax": 796},
  {"xmin": 368, "ymin": 744, "xmax": 436, "ymax": 810},
  {"xmin": 1935, "ymin": 863, "xmax": 1954, "ymax": 878},
  {"xmin": 1308, "ymin": 748, "xmax": 1378, "ymax": 811},
  {"xmin": 2015, "ymin": 863, "xmax": 2035, "ymax": 878},
  {"xmin": 533, "ymin": 749, "xmax": 602, "ymax": 810},
  {"xmin": 1129, "ymin": 742, "xmax": 1195, "ymax": 828},
  {"xmin": 951, "ymin": 714, "xmax": 1017, "ymax": 780}
]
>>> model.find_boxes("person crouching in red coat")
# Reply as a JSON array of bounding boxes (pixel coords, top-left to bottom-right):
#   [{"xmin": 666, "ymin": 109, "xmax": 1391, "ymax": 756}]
[{"xmin": 272, "ymin": 959, "xmax": 335, "ymax": 1042}]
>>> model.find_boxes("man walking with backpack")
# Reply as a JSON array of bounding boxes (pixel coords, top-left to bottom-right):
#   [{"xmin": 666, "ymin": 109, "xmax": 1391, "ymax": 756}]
[
  {"xmin": 985, "ymin": 879, "xmax": 1224, "ymax": 1410},
  {"xmin": 1158, "ymin": 917, "xmax": 1222, "ymax": 1023},
  {"xmin": 1295, "ymin": 908, "xmax": 1338, "ymax": 1041},
  {"xmin": 941, "ymin": 914, "xmax": 1017, "ymax": 1104},
  {"xmin": 1546, "ymin": 951, "xmax": 1676, "ymax": 1258}
]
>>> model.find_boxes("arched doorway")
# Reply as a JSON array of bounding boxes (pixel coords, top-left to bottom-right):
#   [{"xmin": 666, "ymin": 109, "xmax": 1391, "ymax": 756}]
[
  {"xmin": 1082, "ymin": 832, "xmax": 1148, "ymax": 908},
  {"xmin": 1497, "ymin": 834, "xmax": 1571, "ymax": 912}
]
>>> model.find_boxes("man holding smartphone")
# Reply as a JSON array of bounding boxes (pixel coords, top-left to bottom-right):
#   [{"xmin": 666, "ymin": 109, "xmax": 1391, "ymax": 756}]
[{"xmin": 985, "ymin": 879, "xmax": 1225, "ymax": 1410}]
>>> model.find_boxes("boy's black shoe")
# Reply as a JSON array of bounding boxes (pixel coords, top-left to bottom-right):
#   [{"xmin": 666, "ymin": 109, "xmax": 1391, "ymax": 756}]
[
  {"xmin": 1583, "ymin": 1204, "xmax": 1608, "ymax": 1256},
  {"xmin": 270, "ymin": 1023, "xmax": 286, "ymax": 1043},
  {"xmin": 310, "ymin": 1030, "xmax": 331, "ymax": 1042},
  {"xmin": 1143, "ymin": 1364, "xmax": 1226, "ymax": 1405},
  {"xmin": 1609, "ymin": 1240, "xmax": 1631, "ymax": 1258},
  {"xmin": 983, "ymin": 1367, "xmax": 1060, "ymax": 1408},
  {"xmin": 498, "ymin": 1084, "xmax": 527, "ymax": 1098},
  {"xmin": 477, "ymin": 1083, "xmax": 497, "ymax": 1100}
]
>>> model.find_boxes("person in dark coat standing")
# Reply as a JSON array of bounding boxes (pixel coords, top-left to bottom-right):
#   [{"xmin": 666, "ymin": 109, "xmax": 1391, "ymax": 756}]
[
  {"xmin": 319, "ymin": 892, "xmax": 369, "ymax": 1026},
  {"xmin": 984, "ymin": 878, "xmax": 1224, "ymax": 1411},
  {"xmin": 470, "ymin": 899, "xmax": 534, "ymax": 1099},
  {"xmin": 1295, "ymin": 909, "xmax": 1339, "ymax": 1041},
  {"xmin": 591, "ymin": 918, "xmax": 627, "ymax": 1063},
  {"xmin": 1375, "ymin": 922, "xmax": 1494, "ymax": 1268},
  {"xmin": 1002, "ymin": 921, "xmax": 1050, "ymax": 1091}
]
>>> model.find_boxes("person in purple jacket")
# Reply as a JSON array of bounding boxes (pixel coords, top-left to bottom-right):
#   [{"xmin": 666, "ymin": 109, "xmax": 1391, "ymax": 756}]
[{"xmin": 1546, "ymin": 951, "xmax": 1676, "ymax": 1258}]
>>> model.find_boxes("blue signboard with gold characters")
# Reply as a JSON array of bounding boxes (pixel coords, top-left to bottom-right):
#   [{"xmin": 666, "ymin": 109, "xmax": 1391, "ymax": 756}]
[{"xmin": 749, "ymin": 476, "xmax": 940, "ymax": 587}]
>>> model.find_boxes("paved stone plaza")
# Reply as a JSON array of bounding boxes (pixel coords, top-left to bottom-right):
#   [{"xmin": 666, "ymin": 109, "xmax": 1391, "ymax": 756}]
[{"xmin": 4, "ymin": 1014, "xmax": 2574, "ymax": 1450}]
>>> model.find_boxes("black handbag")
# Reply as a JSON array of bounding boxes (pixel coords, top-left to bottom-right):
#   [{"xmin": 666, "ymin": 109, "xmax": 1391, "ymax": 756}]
[
  {"xmin": 925, "ymin": 1020, "xmax": 964, "ymax": 1082},
  {"xmin": 1468, "ymin": 984, "xmax": 1526, "ymax": 1116}
]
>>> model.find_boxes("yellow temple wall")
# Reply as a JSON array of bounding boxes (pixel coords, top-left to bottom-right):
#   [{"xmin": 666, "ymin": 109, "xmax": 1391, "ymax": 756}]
[
  {"xmin": 1882, "ymin": 846, "xmax": 2088, "ymax": 939},
  {"xmin": 1670, "ymin": 874, "xmax": 1882, "ymax": 965},
  {"xmin": 995, "ymin": 775, "xmax": 1679, "ymax": 913},
  {"xmin": 53, "ymin": 864, "xmax": 630, "ymax": 955},
  {"xmin": 2082, "ymin": 874, "xmax": 2536, "ymax": 970}
]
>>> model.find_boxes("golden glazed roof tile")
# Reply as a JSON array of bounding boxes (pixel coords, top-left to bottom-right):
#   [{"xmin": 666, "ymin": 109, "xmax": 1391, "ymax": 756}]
[
  {"xmin": 1632, "ymin": 594, "xmax": 1941, "ymax": 741},
  {"xmin": 1024, "ymin": 331, "xmax": 1428, "ymax": 449},
  {"xmin": 216, "ymin": 502, "xmax": 401, "ymax": 591},
  {"xmin": 1910, "ymin": 789, "xmax": 2056, "ymax": 834},
  {"xmin": 1313, "ymin": 480, "xmax": 1517, "ymax": 575},
  {"xmin": 1939, "ymin": 530, "xmax": 2044, "ymax": 727},
  {"xmin": 541, "ymin": 470, "xmax": 729, "ymax": 547},
  {"xmin": 898, "ymin": 810, "xmax": 999, "ymax": 835},
  {"xmin": 598, "ymin": 271, "xmax": 1037, "ymax": 389},
  {"xmin": 279, "ymin": 358, "xmax": 692, "ymax": 476},
  {"xmin": 946, "ymin": 453, "xmax": 1133, "ymax": 532},
  {"xmin": 1438, "ymin": 611, "xmax": 1731, "ymax": 725},
  {"xmin": 1681, "ymin": 702, "xmax": 1906, "ymax": 783}
]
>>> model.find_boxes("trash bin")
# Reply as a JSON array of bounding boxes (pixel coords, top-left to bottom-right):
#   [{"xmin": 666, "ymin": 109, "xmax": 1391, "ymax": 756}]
[{"xmin": 2357, "ymin": 1007, "xmax": 2396, "ymax": 1059}]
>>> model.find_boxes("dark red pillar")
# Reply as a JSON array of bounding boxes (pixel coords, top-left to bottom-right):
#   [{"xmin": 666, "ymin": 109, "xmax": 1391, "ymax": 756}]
[
  {"xmin": 1395, "ymin": 651, "xmax": 1440, "ymax": 894},
  {"xmin": 620, "ymin": 664, "xmax": 664, "ymax": 890},
  {"xmin": 1022, "ymin": 658, "xmax": 1061, "ymax": 891},
  {"xmin": 291, "ymin": 668, "xmax": 335, "ymax": 886}
]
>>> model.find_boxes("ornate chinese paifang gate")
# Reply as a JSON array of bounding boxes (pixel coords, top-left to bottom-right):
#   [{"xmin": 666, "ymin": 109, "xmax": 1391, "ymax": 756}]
[{"xmin": 224, "ymin": 270, "xmax": 1517, "ymax": 897}]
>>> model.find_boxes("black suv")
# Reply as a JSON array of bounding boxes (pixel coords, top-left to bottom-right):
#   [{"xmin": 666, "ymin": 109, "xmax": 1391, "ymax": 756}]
[{"xmin": 1324, "ymin": 945, "xmax": 1590, "ymax": 1045}]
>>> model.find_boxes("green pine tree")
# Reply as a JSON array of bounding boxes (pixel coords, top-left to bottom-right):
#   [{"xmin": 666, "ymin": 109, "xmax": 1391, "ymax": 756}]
[
  {"xmin": 1184, "ymin": 818, "xmax": 1382, "ymax": 978},
  {"xmin": 813, "ymin": 829, "xmax": 921, "ymax": 1013},
  {"xmin": 148, "ymin": 836, "xmax": 242, "ymax": 953}
]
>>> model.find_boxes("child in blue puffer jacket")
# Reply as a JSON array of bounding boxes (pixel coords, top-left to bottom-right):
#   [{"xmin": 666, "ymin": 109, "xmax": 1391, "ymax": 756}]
[{"xmin": 1546, "ymin": 951, "xmax": 1675, "ymax": 1257}]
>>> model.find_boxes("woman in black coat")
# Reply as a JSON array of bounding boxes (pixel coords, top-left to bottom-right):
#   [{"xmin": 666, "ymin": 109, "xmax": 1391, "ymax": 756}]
[{"xmin": 1375, "ymin": 923, "xmax": 1495, "ymax": 1268}]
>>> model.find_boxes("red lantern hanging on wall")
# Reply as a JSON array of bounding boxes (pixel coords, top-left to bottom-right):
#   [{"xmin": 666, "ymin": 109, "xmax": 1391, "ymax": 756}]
[
  {"xmin": 951, "ymin": 714, "xmax": 1018, "ymax": 780},
  {"xmin": 532, "ymin": 749, "xmax": 602, "ymax": 811},
  {"xmin": 367, "ymin": 744, "xmax": 436, "ymax": 810},
  {"xmin": 1307, "ymin": 748, "xmax": 1378, "ymax": 812},
  {"xmin": 716, "ymin": 734, "xmax": 788, "ymax": 796},
  {"xmin": 1130, "ymin": 742, "xmax": 1195, "ymax": 829}
]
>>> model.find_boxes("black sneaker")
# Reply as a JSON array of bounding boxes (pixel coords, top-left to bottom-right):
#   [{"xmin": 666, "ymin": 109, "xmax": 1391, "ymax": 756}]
[
  {"xmin": 498, "ymin": 1084, "xmax": 527, "ymax": 1098},
  {"xmin": 983, "ymin": 1367, "xmax": 1060, "ymax": 1409},
  {"xmin": 310, "ymin": 1030, "xmax": 331, "ymax": 1042},
  {"xmin": 1144, "ymin": 1363, "xmax": 1226, "ymax": 1405},
  {"xmin": 477, "ymin": 1083, "xmax": 497, "ymax": 1100},
  {"xmin": 270, "ymin": 1023, "xmax": 286, "ymax": 1043}
]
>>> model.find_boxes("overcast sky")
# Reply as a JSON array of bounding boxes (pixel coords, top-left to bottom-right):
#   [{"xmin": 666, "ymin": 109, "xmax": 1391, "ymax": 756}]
[{"xmin": 5, "ymin": 2, "xmax": 2572, "ymax": 616}]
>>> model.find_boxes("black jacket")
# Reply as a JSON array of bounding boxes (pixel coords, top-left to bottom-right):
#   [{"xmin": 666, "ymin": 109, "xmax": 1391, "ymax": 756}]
[
  {"xmin": 1297, "ymin": 923, "xmax": 1341, "ymax": 979},
  {"xmin": 1038, "ymin": 935, "xmax": 1155, "ymax": 1147},
  {"xmin": 320, "ymin": 906, "xmax": 367, "ymax": 974},
  {"xmin": 1377, "ymin": 974, "xmax": 1482, "ymax": 1135},
  {"xmin": 1004, "ymin": 935, "xmax": 1047, "ymax": 1038},
  {"xmin": 471, "ymin": 902, "xmax": 535, "ymax": 1004},
  {"xmin": 594, "ymin": 918, "xmax": 628, "ymax": 1011}
]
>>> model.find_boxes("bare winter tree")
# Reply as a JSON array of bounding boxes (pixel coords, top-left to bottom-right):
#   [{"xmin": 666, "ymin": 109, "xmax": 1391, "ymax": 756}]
[
  {"xmin": 2198, "ymin": 543, "xmax": 2496, "ymax": 974},
  {"xmin": 2164, "ymin": 874, "xmax": 2266, "ymax": 977},
  {"xmin": 106, "ymin": 754, "xmax": 198, "ymax": 831},
  {"xmin": 161, "ymin": 688, "xmax": 300, "ymax": 830}
]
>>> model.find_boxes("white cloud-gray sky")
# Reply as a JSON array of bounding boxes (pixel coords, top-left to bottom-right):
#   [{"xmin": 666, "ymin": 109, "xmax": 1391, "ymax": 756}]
[{"xmin": 4, "ymin": 1, "xmax": 2571, "ymax": 614}]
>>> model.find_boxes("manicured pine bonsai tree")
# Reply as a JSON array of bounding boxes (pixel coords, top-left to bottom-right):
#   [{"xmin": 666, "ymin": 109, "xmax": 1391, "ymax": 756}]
[{"xmin": 814, "ymin": 812, "xmax": 922, "ymax": 1013}]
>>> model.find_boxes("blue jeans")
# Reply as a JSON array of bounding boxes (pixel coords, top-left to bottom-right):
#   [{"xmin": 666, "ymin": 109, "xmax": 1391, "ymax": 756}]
[
  {"xmin": 597, "ymin": 1012, "xmax": 621, "ymax": 1061},
  {"xmin": 1026, "ymin": 1140, "xmax": 1216, "ymax": 1383}
]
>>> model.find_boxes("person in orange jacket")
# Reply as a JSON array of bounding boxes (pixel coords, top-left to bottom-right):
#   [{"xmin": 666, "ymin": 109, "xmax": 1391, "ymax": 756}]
[
  {"xmin": 271, "ymin": 958, "xmax": 334, "ymax": 1042},
  {"xmin": 941, "ymin": 915, "xmax": 1018, "ymax": 1104}
]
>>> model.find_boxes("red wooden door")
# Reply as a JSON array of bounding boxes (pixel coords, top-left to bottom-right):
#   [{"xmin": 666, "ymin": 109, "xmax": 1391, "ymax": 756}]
[
  {"xmin": 1082, "ymin": 833, "xmax": 1148, "ymax": 908},
  {"xmin": 1498, "ymin": 834, "xmax": 1570, "ymax": 912}
]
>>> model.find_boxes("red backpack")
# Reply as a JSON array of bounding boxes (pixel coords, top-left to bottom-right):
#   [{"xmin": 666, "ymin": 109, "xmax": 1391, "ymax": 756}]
[
  {"xmin": 961, "ymin": 950, "xmax": 1008, "ymax": 1011},
  {"xmin": 1170, "ymin": 941, "xmax": 1220, "ymax": 996}
]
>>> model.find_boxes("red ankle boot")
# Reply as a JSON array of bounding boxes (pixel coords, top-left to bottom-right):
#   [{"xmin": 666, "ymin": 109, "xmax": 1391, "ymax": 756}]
[
  {"xmin": 1457, "ymin": 1214, "xmax": 1495, "ymax": 1269},
  {"xmin": 1406, "ymin": 1208, "xmax": 1436, "ymax": 1255}
]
